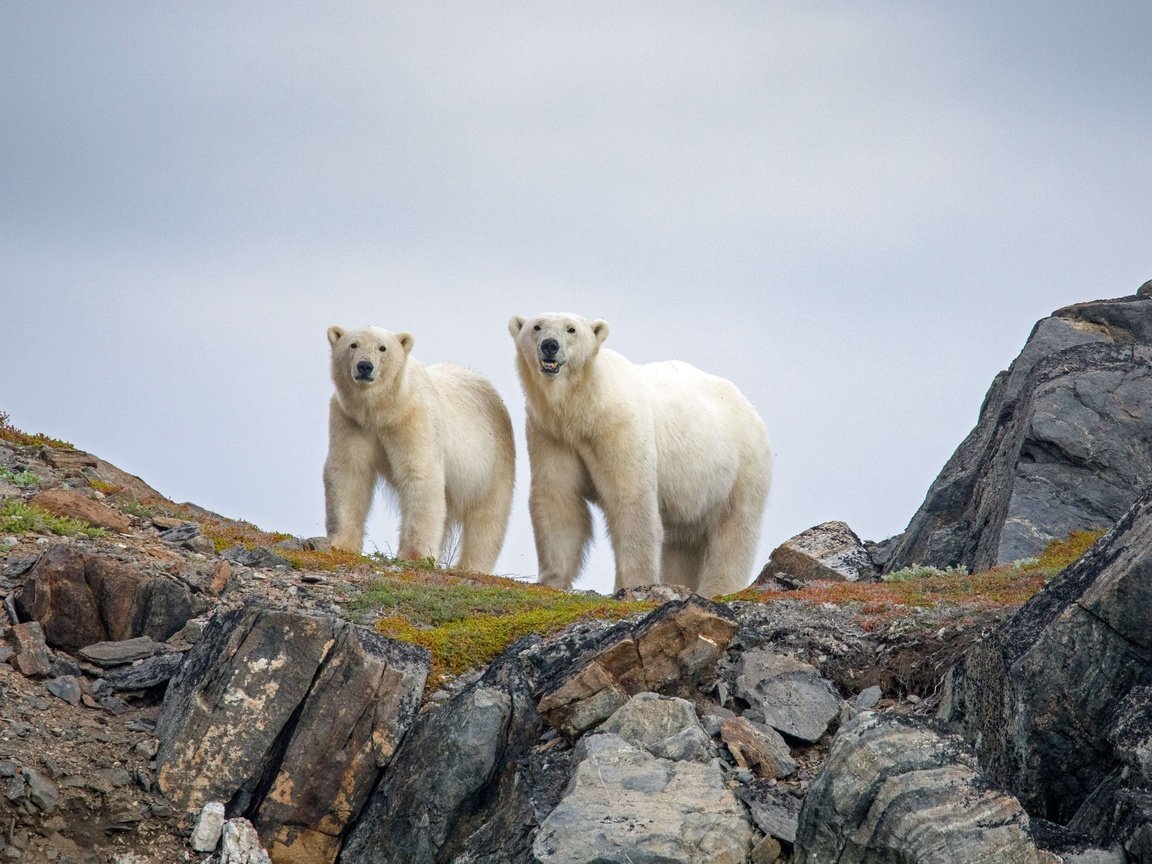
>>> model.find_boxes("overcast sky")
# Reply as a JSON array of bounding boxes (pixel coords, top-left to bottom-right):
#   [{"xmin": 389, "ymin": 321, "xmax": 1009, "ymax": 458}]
[{"xmin": 2, "ymin": 3, "xmax": 1150, "ymax": 593}]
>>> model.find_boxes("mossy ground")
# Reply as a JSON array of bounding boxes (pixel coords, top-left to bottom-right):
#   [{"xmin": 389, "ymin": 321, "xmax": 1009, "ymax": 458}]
[{"xmin": 0, "ymin": 500, "xmax": 107, "ymax": 539}]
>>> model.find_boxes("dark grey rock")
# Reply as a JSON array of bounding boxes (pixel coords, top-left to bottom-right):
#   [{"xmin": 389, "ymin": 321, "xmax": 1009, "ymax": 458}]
[
  {"xmin": 944, "ymin": 487, "xmax": 1152, "ymax": 851},
  {"xmin": 97, "ymin": 651, "xmax": 184, "ymax": 692},
  {"xmin": 795, "ymin": 713, "xmax": 1052, "ymax": 863},
  {"xmin": 736, "ymin": 782, "xmax": 802, "ymax": 844},
  {"xmin": 158, "ymin": 523, "xmax": 200, "ymax": 544},
  {"xmin": 220, "ymin": 545, "xmax": 292, "ymax": 569},
  {"xmin": 79, "ymin": 636, "xmax": 165, "ymax": 667},
  {"xmin": 22, "ymin": 767, "xmax": 58, "ymax": 814},
  {"xmin": 885, "ymin": 295, "xmax": 1152, "ymax": 572},
  {"xmin": 736, "ymin": 649, "xmax": 842, "ymax": 743},
  {"xmin": 45, "ymin": 675, "xmax": 81, "ymax": 706},
  {"xmin": 855, "ymin": 684, "xmax": 882, "ymax": 710}
]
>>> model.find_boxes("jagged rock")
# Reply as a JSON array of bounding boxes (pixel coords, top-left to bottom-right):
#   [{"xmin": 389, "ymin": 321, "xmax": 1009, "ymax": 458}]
[
  {"xmin": 886, "ymin": 294, "xmax": 1152, "ymax": 572},
  {"xmin": 795, "ymin": 713, "xmax": 1056, "ymax": 863},
  {"xmin": 600, "ymin": 691, "xmax": 713, "ymax": 763},
  {"xmin": 156, "ymin": 604, "xmax": 428, "ymax": 864},
  {"xmin": 532, "ymin": 732, "xmax": 755, "ymax": 864},
  {"xmin": 255, "ymin": 622, "xmax": 429, "ymax": 864},
  {"xmin": 737, "ymin": 782, "xmax": 802, "ymax": 844},
  {"xmin": 96, "ymin": 651, "xmax": 184, "ymax": 692},
  {"xmin": 756, "ymin": 521, "xmax": 879, "ymax": 586},
  {"xmin": 537, "ymin": 597, "xmax": 737, "ymax": 737},
  {"xmin": 720, "ymin": 716, "xmax": 795, "ymax": 779},
  {"xmin": 79, "ymin": 636, "xmax": 166, "ymax": 667},
  {"xmin": 191, "ymin": 801, "xmax": 226, "ymax": 852},
  {"xmin": 855, "ymin": 684, "xmax": 883, "ymax": 710},
  {"xmin": 28, "ymin": 489, "xmax": 133, "ymax": 533},
  {"xmin": 735, "ymin": 649, "xmax": 842, "ymax": 743},
  {"xmin": 10, "ymin": 621, "xmax": 53, "ymax": 677},
  {"xmin": 221, "ymin": 545, "xmax": 292, "ymax": 569},
  {"xmin": 339, "ymin": 680, "xmax": 518, "ymax": 864},
  {"xmin": 14, "ymin": 545, "xmax": 206, "ymax": 651},
  {"xmin": 943, "ymin": 487, "xmax": 1152, "ymax": 852},
  {"xmin": 220, "ymin": 818, "xmax": 273, "ymax": 864},
  {"xmin": 22, "ymin": 767, "xmax": 59, "ymax": 814},
  {"xmin": 46, "ymin": 675, "xmax": 82, "ymax": 706}
]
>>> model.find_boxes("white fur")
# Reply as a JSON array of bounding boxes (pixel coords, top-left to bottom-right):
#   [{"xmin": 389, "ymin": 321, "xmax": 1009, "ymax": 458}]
[
  {"xmin": 324, "ymin": 325, "xmax": 515, "ymax": 572},
  {"xmin": 509, "ymin": 313, "xmax": 772, "ymax": 595}
]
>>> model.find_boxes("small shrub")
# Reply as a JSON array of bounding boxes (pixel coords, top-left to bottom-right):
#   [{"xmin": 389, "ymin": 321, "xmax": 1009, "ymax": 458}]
[
  {"xmin": 0, "ymin": 500, "xmax": 106, "ymax": 538},
  {"xmin": 0, "ymin": 411, "xmax": 72, "ymax": 449},
  {"xmin": 883, "ymin": 563, "xmax": 969, "ymax": 582}
]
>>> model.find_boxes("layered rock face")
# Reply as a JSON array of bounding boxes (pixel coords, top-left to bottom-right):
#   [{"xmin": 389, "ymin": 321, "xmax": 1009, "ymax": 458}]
[
  {"xmin": 942, "ymin": 486, "xmax": 1152, "ymax": 856},
  {"xmin": 885, "ymin": 294, "xmax": 1152, "ymax": 572},
  {"xmin": 795, "ymin": 713, "xmax": 1056, "ymax": 864}
]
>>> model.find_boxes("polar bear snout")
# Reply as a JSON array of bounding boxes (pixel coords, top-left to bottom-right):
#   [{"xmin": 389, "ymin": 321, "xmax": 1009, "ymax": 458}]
[
  {"xmin": 537, "ymin": 339, "xmax": 565, "ymax": 375},
  {"xmin": 353, "ymin": 360, "xmax": 377, "ymax": 382},
  {"xmin": 538, "ymin": 338, "xmax": 566, "ymax": 374}
]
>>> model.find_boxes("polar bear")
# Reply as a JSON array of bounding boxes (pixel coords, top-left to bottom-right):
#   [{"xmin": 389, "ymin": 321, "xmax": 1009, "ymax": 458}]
[
  {"xmin": 324, "ymin": 325, "xmax": 515, "ymax": 572},
  {"xmin": 509, "ymin": 313, "xmax": 772, "ymax": 596}
]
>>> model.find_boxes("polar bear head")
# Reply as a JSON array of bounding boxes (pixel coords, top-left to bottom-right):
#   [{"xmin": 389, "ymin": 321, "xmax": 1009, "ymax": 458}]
[
  {"xmin": 327, "ymin": 325, "xmax": 414, "ymax": 391},
  {"xmin": 508, "ymin": 313, "xmax": 609, "ymax": 382}
]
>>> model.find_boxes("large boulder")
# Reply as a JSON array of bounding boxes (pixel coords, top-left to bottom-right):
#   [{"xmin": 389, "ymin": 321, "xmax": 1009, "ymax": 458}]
[
  {"xmin": 885, "ymin": 293, "xmax": 1152, "ymax": 573},
  {"xmin": 942, "ymin": 486, "xmax": 1152, "ymax": 855},
  {"xmin": 14, "ymin": 544, "xmax": 206, "ymax": 650},
  {"xmin": 155, "ymin": 603, "xmax": 429, "ymax": 864},
  {"xmin": 532, "ymin": 732, "xmax": 755, "ymax": 864},
  {"xmin": 795, "ymin": 713, "xmax": 1056, "ymax": 863},
  {"xmin": 757, "ymin": 520, "xmax": 879, "ymax": 586}
]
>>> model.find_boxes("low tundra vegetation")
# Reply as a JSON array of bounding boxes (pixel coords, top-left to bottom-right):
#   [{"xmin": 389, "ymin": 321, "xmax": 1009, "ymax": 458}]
[{"xmin": 0, "ymin": 500, "xmax": 106, "ymax": 539}]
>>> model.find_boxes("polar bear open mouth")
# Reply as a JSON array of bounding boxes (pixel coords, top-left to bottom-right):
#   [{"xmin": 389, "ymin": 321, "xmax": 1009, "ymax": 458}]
[{"xmin": 539, "ymin": 360, "xmax": 564, "ymax": 375}]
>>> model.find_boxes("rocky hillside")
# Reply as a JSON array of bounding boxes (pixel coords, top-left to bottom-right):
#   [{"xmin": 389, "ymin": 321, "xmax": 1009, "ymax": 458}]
[{"xmin": 0, "ymin": 288, "xmax": 1149, "ymax": 864}]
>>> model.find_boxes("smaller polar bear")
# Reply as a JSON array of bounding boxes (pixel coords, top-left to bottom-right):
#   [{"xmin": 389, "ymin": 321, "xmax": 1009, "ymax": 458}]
[
  {"xmin": 510, "ymin": 313, "xmax": 772, "ymax": 596},
  {"xmin": 324, "ymin": 325, "xmax": 515, "ymax": 572}
]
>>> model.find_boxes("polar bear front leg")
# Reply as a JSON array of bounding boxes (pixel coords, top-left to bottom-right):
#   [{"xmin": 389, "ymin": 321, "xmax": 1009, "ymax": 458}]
[
  {"xmin": 585, "ymin": 443, "xmax": 662, "ymax": 591},
  {"xmin": 324, "ymin": 404, "xmax": 379, "ymax": 554},
  {"xmin": 389, "ymin": 435, "xmax": 448, "ymax": 565},
  {"xmin": 527, "ymin": 425, "xmax": 592, "ymax": 589}
]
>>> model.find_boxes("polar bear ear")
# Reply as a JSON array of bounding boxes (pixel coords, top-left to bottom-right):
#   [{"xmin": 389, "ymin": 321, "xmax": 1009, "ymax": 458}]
[
  {"xmin": 508, "ymin": 315, "xmax": 526, "ymax": 338},
  {"xmin": 396, "ymin": 332, "xmax": 415, "ymax": 355},
  {"xmin": 591, "ymin": 319, "xmax": 610, "ymax": 344},
  {"xmin": 327, "ymin": 326, "xmax": 345, "ymax": 346}
]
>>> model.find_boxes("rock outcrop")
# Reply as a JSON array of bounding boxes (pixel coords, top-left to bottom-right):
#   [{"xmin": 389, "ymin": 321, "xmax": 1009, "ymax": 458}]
[
  {"xmin": 156, "ymin": 603, "xmax": 429, "ymax": 864},
  {"xmin": 795, "ymin": 713, "xmax": 1056, "ymax": 863},
  {"xmin": 885, "ymin": 293, "xmax": 1152, "ymax": 572},
  {"xmin": 942, "ymin": 485, "xmax": 1152, "ymax": 856}
]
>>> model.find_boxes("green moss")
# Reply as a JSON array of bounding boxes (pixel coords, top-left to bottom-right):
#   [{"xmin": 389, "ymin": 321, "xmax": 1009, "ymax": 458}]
[
  {"xmin": 375, "ymin": 592, "xmax": 655, "ymax": 682},
  {"xmin": 0, "ymin": 467, "xmax": 40, "ymax": 487},
  {"xmin": 0, "ymin": 500, "xmax": 106, "ymax": 538},
  {"xmin": 1031, "ymin": 528, "xmax": 1107, "ymax": 573}
]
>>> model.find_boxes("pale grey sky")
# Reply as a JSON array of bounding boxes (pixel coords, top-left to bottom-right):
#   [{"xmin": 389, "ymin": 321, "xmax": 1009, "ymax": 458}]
[{"xmin": 3, "ymin": 3, "xmax": 1150, "ymax": 593}]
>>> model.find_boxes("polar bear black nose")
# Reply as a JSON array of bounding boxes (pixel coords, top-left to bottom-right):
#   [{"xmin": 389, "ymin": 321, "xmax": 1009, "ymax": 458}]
[
  {"xmin": 356, "ymin": 360, "xmax": 374, "ymax": 377},
  {"xmin": 540, "ymin": 338, "xmax": 560, "ymax": 357}
]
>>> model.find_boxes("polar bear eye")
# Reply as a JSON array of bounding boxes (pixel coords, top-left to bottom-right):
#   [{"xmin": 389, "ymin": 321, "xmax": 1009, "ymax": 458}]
[
  {"xmin": 566, "ymin": 327, "xmax": 576, "ymax": 334},
  {"xmin": 533, "ymin": 325, "xmax": 541, "ymax": 332},
  {"xmin": 379, "ymin": 345, "xmax": 387, "ymax": 352},
  {"xmin": 349, "ymin": 342, "xmax": 359, "ymax": 349}
]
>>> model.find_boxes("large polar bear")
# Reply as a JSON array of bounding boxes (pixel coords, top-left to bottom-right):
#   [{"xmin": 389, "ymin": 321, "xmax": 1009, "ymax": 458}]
[
  {"xmin": 324, "ymin": 325, "xmax": 515, "ymax": 573},
  {"xmin": 509, "ymin": 313, "xmax": 772, "ymax": 595}
]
